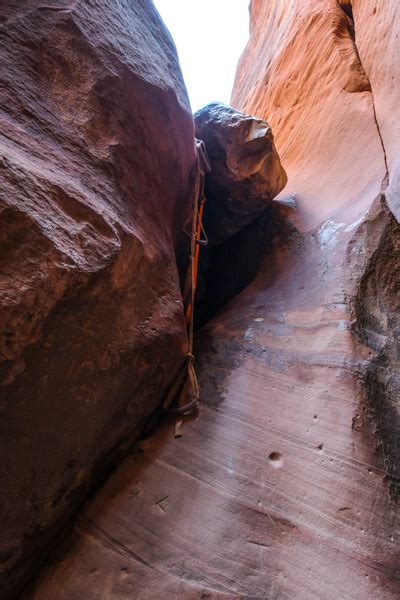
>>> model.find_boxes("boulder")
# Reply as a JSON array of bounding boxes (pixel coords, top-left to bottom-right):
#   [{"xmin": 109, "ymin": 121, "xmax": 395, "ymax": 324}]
[
  {"xmin": 0, "ymin": 1, "xmax": 195, "ymax": 595},
  {"xmin": 194, "ymin": 102, "xmax": 287, "ymax": 244}
]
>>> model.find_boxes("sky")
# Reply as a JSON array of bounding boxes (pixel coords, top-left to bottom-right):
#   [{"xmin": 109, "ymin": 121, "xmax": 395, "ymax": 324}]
[{"xmin": 154, "ymin": 0, "xmax": 250, "ymax": 113}]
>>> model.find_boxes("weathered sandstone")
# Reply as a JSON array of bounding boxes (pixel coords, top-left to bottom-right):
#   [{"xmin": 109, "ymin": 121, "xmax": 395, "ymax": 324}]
[
  {"xmin": 194, "ymin": 102, "xmax": 287, "ymax": 244},
  {"xmin": 193, "ymin": 102, "xmax": 287, "ymax": 326},
  {"xmin": 0, "ymin": 1, "xmax": 195, "ymax": 596}
]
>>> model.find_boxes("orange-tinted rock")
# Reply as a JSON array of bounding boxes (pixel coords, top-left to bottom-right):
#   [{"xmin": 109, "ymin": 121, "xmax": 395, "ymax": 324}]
[
  {"xmin": 194, "ymin": 102, "xmax": 287, "ymax": 243},
  {"xmin": 350, "ymin": 0, "xmax": 400, "ymax": 220},
  {"xmin": 0, "ymin": 1, "xmax": 195, "ymax": 596},
  {"xmin": 233, "ymin": 0, "xmax": 388, "ymax": 230}
]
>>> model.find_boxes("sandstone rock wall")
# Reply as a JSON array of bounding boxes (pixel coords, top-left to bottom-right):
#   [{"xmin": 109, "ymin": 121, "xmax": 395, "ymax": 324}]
[
  {"xmin": 351, "ymin": 0, "xmax": 400, "ymax": 219},
  {"xmin": 233, "ymin": 0, "xmax": 400, "ymax": 496},
  {"xmin": 233, "ymin": 0, "xmax": 390, "ymax": 228},
  {"xmin": 0, "ymin": 1, "xmax": 195, "ymax": 595}
]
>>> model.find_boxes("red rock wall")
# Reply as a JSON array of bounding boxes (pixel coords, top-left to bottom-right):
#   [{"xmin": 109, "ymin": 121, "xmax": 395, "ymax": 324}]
[{"xmin": 0, "ymin": 0, "xmax": 196, "ymax": 595}]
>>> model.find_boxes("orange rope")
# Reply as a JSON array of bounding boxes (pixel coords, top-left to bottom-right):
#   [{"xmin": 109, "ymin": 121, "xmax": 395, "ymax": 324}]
[
  {"xmin": 185, "ymin": 193, "xmax": 205, "ymax": 328},
  {"xmin": 163, "ymin": 140, "xmax": 210, "ymax": 416}
]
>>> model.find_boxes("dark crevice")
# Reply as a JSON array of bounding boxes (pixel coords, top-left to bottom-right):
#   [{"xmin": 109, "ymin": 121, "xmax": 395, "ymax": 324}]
[
  {"xmin": 337, "ymin": 0, "xmax": 355, "ymax": 40},
  {"xmin": 337, "ymin": 0, "xmax": 389, "ymax": 188},
  {"xmin": 194, "ymin": 203, "xmax": 295, "ymax": 329},
  {"xmin": 338, "ymin": 0, "xmax": 354, "ymax": 21},
  {"xmin": 371, "ymin": 102, "xmax": 390, "ymax": 191}
]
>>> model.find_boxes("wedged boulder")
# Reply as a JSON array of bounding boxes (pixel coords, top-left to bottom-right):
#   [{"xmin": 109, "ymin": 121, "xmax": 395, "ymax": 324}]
[
  {"xmin": 194, "ymin": 102, "xmax": 287, "ymax": 244},
  {"xmin": 0, "ymin": 1, "xmax": 195, "ymax": 596}
]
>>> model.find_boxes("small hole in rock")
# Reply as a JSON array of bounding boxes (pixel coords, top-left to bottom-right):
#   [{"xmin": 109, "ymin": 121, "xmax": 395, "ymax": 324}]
[{"xmin": 268, "ymin": 451, "xmax": 283, "ymax": 468}]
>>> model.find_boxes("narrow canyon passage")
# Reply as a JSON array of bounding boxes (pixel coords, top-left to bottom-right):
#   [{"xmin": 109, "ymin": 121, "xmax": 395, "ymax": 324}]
[
  {"xmin": 2, "ymin": 1, "xmax": 400, "ymax": 597},
  {"xmin": 29, "ymin": 209, "xmax": 400, "ymax": 599}
]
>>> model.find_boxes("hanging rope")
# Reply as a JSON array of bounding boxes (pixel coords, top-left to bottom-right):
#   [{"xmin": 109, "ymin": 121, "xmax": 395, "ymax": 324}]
[{"xmin": 163, "ymin": 139, "xmax": 210, "ymax": 416}]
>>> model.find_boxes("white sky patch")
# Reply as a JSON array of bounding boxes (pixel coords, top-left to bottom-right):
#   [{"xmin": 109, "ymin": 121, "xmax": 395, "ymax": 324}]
[{"xmin": 154, "ymin": 0, "xmax": 250, "ymax": 113}]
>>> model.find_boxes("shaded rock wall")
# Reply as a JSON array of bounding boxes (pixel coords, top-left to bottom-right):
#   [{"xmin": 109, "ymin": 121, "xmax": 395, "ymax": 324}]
[
  {"xmin": 194, "ymin": 202, "xmax": 294, "ymax": 329},
  {"xmin": 0, "ymin": 0, "xmax": 195, "ymax": 595},
  {"xmin": 233, "ymin": 0, "xmax": 400, "ymax": 496}
]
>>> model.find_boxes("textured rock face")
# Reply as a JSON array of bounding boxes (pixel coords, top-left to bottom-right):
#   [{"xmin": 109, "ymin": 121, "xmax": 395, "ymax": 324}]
[
  {"xmin": 349, "ymin": 198, "xmax": 400, "ymax": 498},
  {"xmin": 232, "ymin": 0, "xmax": 400, "ymax": 498},
  {"xmin": 0, "ymin": 0, "xmax": 195, "ymax": 596},
  {"xmin": 194, "ymin": 102, "xmax": 287, "ymax": 244}
]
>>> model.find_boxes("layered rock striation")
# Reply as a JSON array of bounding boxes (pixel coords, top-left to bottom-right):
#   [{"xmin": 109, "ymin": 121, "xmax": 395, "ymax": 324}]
[{"xmin": 232, "ymin": 0, "xmax": 400, "ymax": 501}]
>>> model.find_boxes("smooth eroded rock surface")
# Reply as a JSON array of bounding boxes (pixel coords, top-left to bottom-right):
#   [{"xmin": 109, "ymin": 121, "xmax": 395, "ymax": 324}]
[
  {"xmin": 232, "ymin": 0, "xmax": 400, "ymax": 501},
  {"xmin": 194, "ymin": 102, "xmax": 287, "ymax": 244},
  {"xmin": 0, "ymin": 1, "xmax": 195, "ymax": 596}
]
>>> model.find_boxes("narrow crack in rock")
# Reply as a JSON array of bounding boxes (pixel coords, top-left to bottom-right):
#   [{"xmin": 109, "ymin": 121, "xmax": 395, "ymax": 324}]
[{"xmin": 338, "ymin": 0, "xmax": 389, "ymax": 189}]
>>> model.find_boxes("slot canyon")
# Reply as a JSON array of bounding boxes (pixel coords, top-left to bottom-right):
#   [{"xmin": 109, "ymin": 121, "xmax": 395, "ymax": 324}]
[{"xmin": 1, "ymin": 1, "xmax": 399, "ymax": 598}]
